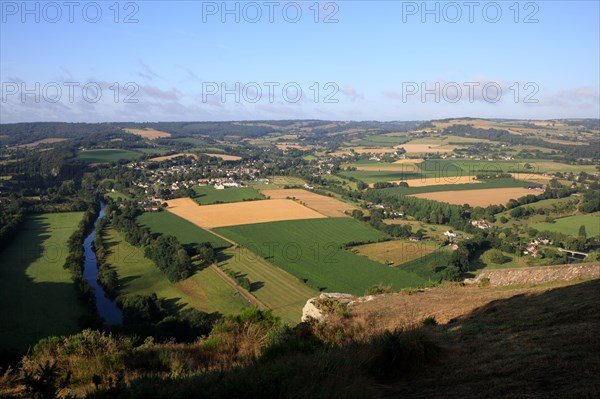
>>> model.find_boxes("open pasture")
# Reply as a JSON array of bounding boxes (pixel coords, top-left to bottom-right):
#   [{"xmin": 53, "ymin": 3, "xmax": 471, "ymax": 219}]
[
  {"xmin": 193, "ymin": 186, "xmax": 265, "ymax": 205},
  {"xmin": 104, "ymin": 228, "xmax": 248, "ymax": 315},
  {"xmin": 260, "ymin": 189, "xmax": 357, "ymax": 217},
  {"xmin": 397, "ymin": 143, "xmax": 455, "ymax": 153},
  {"xmin": 124, "ymin": 128, "xmax": 171, "ymax": 139},
  {"xmin": 531, "ymin": 214, "xmax": 600, "ymax": 237},
  {"xmin": 215, "ymin": 218, "xmax": 430, "ymax": 295},
  {"xmin": 0, "ymin": 212, "xmax": 85, "ymax": 351},
  {"xmin": 137, "ymin": 211, "xmax": 231, "ymax": 249},
  {"xmin": 353, "ymin": 240, "xmax": 439, "ymax": 267},
  {"xmin": 275, "ymin": 143, "xmax": 313, "ymax": 151},
  {"xmin": 410, "ymin": 187, "xmax": 535, "ymax": 207},
  {"xmin": 166, "ymin": 198, "xmax": 326, "ymax": 229},
  {"xmin": 77, "ymin": 148, "xmax": 142, "ymax": 163},
  {"xmin": 218, "ymin": 248, "xmax": 318, "ymax": 322}
]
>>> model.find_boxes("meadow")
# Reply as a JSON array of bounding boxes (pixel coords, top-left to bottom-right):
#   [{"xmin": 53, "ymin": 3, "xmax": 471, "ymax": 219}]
[
  {"xmin": 192, "ymin": 186, "xmax": 265, "ymax": 205},
  {"xmin": 217, "ymin": 248, "xmax": 318, "ymax": 322},
  {"xmin": 531, "ymin": 214, "xmax": 600, "ymax": 237},
  {"xmin": 77, "ymin": 148, "xmax": 142, "ymax": 163},
  {"xmin": 103, "ymin": 228, "xmax": 248, "ymax": 315},
  {"xmin": 215, "ymin": 218, "xmax": 431, "ymax": 295},
  {"xmin": 0, "ymin": 212, "xmax": 86, "ymax": 351},
  {"xmin": 136, "ymin": 211, "xmax": 231, "ymax": 249},
  {"xmin": 352, "ymin": 240, "xmax": 439, "ymax": 267}
]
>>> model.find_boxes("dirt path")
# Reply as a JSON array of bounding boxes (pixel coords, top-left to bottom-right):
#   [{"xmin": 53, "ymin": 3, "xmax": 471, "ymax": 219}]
[{"xmin": 209, "ymin": 264, "xmax": 267, "ymax": 310}]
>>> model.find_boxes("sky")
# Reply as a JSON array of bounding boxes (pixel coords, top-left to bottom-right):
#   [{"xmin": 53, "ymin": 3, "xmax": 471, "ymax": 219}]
[{"xmin": 1, "ymin": 0, "xmax": 599, "ymax": 122}]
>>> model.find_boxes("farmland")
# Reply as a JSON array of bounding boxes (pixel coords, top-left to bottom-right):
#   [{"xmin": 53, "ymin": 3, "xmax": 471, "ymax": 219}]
[
  {"xmin": 203, "ymin": 153, "xmax": 242, "ymax": 161},
  {"xmin": 260, "ymin": 189, "xmax": 357, "ymax": 217},
  {"xmin": 136, "ymin": 211, "xmax": 231, "ymax": 249},
  {"xmin": 124, "ymin": 128, "xmax": 171, "ymax": 139},
  {"xmin": 103, "ymin": 228, "xmax": 249, "ymax": 315},
  {"xmin": 77, "ymin": 148, "xmax": 142, "ymax": 163},
  {"xmin": 166, "ymin": 198, "xmax": 326, "ymax": 229},
  {"xmin": 215, "ymin": 218, "xmax": 432, "ymax": 295},
  {"xmin": 0, "ymin": 212, "xmax": 86, "ymax": 351},
  {"xmin": 375, "ymin": 177, "xmax": 534, "ymax": 195},
  {"xmin": 352, "ymin": 240, "xmax": 439, "ymax": 267},
  {"xmin": 192, "ymin": 186, "xmax": 265, "ymax": 205},
  {"xmin": 217, "ymin": 247, "xmax": 318, "ymax": 322},
  {"xmin": 17, "ymin": 138, "xmax": 67, "ymax": 148},
  {"xmin": 531, "ymin": 214, "xmax": 600, "ymax": 237},
  {"xmin": 148, "ymin": 153, "xmax": 198, "ymax": 162},
  {"xmin": 410, "ymin": 187, "xmax": 535, "ymax": 207}
]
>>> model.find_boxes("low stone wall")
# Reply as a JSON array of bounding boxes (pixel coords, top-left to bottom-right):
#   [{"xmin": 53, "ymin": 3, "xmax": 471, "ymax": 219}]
[{"xmin": 477, "ymin": 262, "xmax": 600, "ymax": 286}]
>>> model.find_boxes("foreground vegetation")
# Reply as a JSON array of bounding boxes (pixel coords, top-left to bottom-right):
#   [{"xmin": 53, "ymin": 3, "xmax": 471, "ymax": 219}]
[{"xmin": 1, "ymin": 279, "xmax": 597, "ymax": 399}]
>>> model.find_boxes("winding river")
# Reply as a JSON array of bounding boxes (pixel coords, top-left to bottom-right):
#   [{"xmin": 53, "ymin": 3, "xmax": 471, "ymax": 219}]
[{"xmin": 82, "ymin": 201, "xmax": 123, "ymax": 325}]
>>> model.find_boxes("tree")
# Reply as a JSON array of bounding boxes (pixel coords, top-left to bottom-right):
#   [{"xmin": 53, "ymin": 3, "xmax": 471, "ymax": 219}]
[
  {"xmin": 578, "ymin": 225, "xmax": 587, "ymax": 238},
  {"xmin": 488, "ymin": 249, "xmax": 507, "ymax": 264}
]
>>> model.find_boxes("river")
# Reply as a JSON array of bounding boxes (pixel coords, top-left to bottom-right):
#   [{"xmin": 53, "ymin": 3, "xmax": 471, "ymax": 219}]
[{"xmin": 82, "ymin": 201, "xmax": 123, "ymax": 325}]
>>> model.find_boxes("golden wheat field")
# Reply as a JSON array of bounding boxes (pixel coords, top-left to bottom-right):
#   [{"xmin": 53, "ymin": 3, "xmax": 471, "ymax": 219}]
[
  {"xmin": 369, "ymin": 175, "xmax": 481, "ymax": 188},
  {"xmin": 124, "ymin": 128, "xmax": 172, "ymax": 139},
  {"xmin": 203, "ymin": 153, "xmax": 242, "ymax": 161},
  {"xmin": 165, "ymin": 198, "xmax": 326, "ymax": 228},
  {"xmin": 148, "ymin": 153, "xmax": 198, "ymax": 162},
  {"xmin": 260, "ymin": 189, "xmax": 357, "ymax": 217},
  {"xmin": 410, "ymin": 187, "xmax": 534, "ymax": 207},
  {"xmin": 17, "ymin": 138, "xmax": 67, "ymax": 148}
]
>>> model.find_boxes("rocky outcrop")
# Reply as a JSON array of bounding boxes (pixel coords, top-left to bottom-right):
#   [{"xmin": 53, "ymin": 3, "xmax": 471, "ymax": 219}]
[
  {"xmin": 475, "ymin": 262, "xmax": 600, "ymax": 287},
  {"xmin": 301, "ymin": 292, "xmax": 375, "ymax": 322}
]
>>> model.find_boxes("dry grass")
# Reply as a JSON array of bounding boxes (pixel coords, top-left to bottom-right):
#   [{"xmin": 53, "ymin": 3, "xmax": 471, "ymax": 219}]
[
  {"xmin": 368, "ymin": 175, "xmax": 480, "ymax": 188},
  {"xmin": 275, "ymin": 143, "xmax": 312, "ymax": 151},
  {"xmin": 148, "ymin": 153, "xmax": 198, "ymax": 162},
  {"xmin": 165, "ymin": 198, "xmax": 326, "ymax": 228},
  {"xmin": 203, "ymin": 153, "xmax": 242, "ymax": 161},
  {"xmin": 17, "ymin": 138, "xmax": 67, "ymax": 148},
  {"xmin": 410, "ymin": 187, "xmax": 534, "ymax": 207},
  {"xmin": 124, "ymin": 128, "xmax": 171, "ymax": 139},
  {"xmin": 396, "ymin": 144, "xmax": 454, "ymax": 153},
  {"xmin": 352, "ymin": 240, "xmax": 438, "ymax": 266},
  {"xmin": 544, "ymin": 139, "xmax": 589, "ymax": 146},
  {"xmin": 393, "ymin": 158, "xmax": 425, "ymax": 164},
  {"xmin": 330, "ymin": 148, "xmax": 399, "ymax": 156},
  {"xmin": 260, "ymin": 189, "xmax": 357, "ymax": 217}
]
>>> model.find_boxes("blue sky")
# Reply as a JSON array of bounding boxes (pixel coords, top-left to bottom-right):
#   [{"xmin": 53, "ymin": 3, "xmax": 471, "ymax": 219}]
[{"xmin": 1, "ymin": 0, "xmax": 599, "ymax": 122}]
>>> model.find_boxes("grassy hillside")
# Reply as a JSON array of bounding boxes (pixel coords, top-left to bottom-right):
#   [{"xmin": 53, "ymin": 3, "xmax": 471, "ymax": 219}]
[
  {"xmin": 77, "ymin": 149, "xmax": 143, "ymax": 163},
  {"xmin": 136, "ymin": 211, "xmax": 230, "ymax": 249},
  {"xmin": 532, "ymin": 213, "xmax": 600, "ymax": 237},
  {"xmin": 0, "ymin": 212, "xmax": 86, "ymax": 351},
  {"xmin": 104, "ymin": 228, "xmax": 248, "ymax": 316},
  {"xmin": 216, "ymin": 218, "xmax": 432, "ymax": 295},
  {"xmin": 10, "ymin": 278, "xmax": 598, "ymax": 399}
]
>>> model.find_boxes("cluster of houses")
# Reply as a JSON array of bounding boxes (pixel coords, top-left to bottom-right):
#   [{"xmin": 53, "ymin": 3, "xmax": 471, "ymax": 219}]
[
  {"xmin": 523, "ymin": 237, "xmax": 552, "ymax": 258},
  {"xmin": 470, "ymin": 219, "xmax": 491, "ymax": 229}
]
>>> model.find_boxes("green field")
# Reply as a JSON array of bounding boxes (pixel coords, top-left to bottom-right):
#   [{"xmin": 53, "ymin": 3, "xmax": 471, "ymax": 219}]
[
  {"xmin": 77, "ymin": 148, "xmax": 142, "ymax": 163},
  {"xmin": 193, "ymin": 186, "xmax": 265, "ymax": 205},
  {"xmin": 532, "ymin": 214, "xmax": 600, "ymax": 237},
  {"xmin": 215, "ymin": 218, "xmax": 432, "ymax": 295},
  {"xmin": 104, "ymin": 191, "xmax": 131, "ymax": 201},
  {"xmin": 352, "ymin": 134, "xmax": 410, "ymax": 147},
  {"xmin": 218, "ymin": 248, "xmax": 318, "ymax": 323},
  {"xmin": 104, "ymin": 228, "xmax": 248, "ymax": 315},
  {"xmin": 136, "ymin": 211, "xmax": 230, "ymax": 249},
  {"xmin": 0, "ymin": 212, "xmax": 86, "ymax": 351}
]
